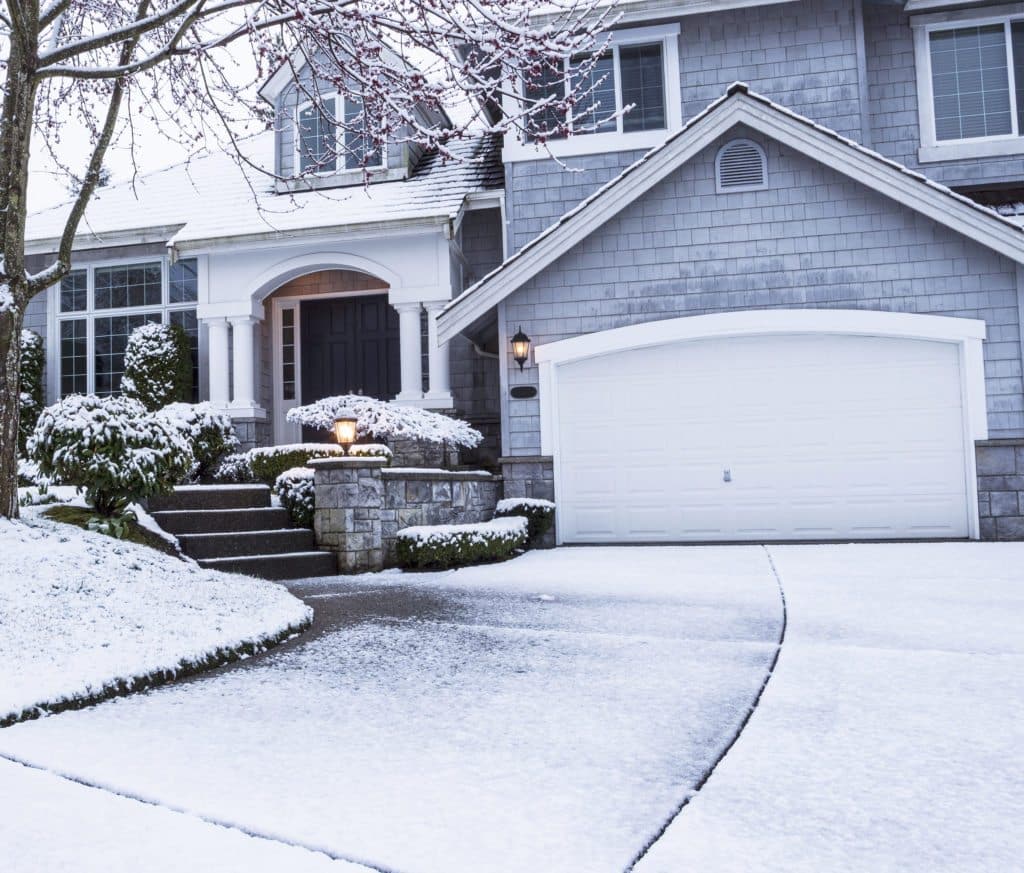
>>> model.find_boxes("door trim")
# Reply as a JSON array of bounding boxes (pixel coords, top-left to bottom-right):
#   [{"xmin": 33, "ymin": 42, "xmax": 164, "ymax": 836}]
[{"xmin": 535, "ymin": 309, "xmax": 989, "ymax": 543}]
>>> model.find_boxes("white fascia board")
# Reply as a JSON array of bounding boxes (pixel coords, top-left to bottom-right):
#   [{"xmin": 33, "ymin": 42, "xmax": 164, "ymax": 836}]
[
  {"xmin": 438, "ymin": 89, "xmax": 1024, "ymax": 345},
  {"xmin": 25, "ymin": 224, "xmax": 186, "ymax": 256},
  {"xmin": 530, "ymin": 0, "xmax": 799, "ymax": 27}
]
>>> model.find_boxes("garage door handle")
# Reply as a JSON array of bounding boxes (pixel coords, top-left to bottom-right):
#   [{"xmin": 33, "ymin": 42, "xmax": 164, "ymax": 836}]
[{"xmin": 723, "ymin": 468, "xmax": 731, "ymax": 483}]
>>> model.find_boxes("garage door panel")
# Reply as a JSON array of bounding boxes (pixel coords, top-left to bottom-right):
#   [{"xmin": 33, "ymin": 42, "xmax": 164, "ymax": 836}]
[{"xmin": 556, "ymin": 332, "xmax": 970, "ymax": 542}]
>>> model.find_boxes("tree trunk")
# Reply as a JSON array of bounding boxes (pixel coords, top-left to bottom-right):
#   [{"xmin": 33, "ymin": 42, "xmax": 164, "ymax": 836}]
[{"xmin": 0, "ymin": 307, "xmax": 23, "ymax": 519}]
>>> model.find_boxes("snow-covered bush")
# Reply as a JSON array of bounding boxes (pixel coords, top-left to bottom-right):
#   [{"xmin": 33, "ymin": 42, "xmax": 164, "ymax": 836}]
[
  {"xmin": 18, "ymin": 329, "xmax": 45, "ymax": 454},
  {"xmin": 17, "ymin": 457, "xmax": 47, "ymax": 487},
  {"xmin": 494, "ymin": 498, "xmax": 556, "ymax": 547},
  {"xmin": 157, "ymin": 402, "xmax": 239, "ymax": 482},
  {"xmin": 287, "ymin": 394, "xmax": 482, "ymax": 449},
  {"xmin": 28, "ymin": 395, "xmax": 193, "ymax": 516},
  {"xmin": 275, "ymin": 467, "xmax": 315, "ymax": 528},
  {"xmin": 349, "ymin": 443, "xmax": 393, "ymax": 461},
  {"xmin": 212, "ymin": 452, "xmax": 253, "ymax": 483},
  {"xmin": 121, "ymin": 322, "xmax": 193, "ymax": 411},
  {"xmin": 396, "ymin": 517, "xmax": 528, "ymax": 570},
  {"xmin": 248, "ymin": 443, "xmax": 345, "ymax": 485}
]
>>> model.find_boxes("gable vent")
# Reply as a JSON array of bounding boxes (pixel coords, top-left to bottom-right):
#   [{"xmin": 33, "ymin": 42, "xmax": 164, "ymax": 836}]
[{"xmin": 716, "ymin": 139, "xmax": 767, "ymax": 193}]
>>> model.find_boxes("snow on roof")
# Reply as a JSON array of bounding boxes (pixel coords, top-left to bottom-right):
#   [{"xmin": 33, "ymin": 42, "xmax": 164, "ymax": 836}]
[{"xmin": 26, "ymin": 132, "xmax": 503, "ymax": 252}]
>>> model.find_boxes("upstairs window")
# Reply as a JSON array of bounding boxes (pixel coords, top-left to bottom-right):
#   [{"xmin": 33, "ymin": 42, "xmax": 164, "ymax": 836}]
[
  {"xmin": 915, "ymin": 9, "xmax": 1024, "ymax": 161},
  {"xmin": 296, "ymin": 93, "xmax": 384, "ymax": 174}
]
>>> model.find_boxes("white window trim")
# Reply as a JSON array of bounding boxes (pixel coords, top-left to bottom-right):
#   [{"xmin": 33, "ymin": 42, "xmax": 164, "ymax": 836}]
[
  {"xmin": 503, "ymin": 22, "xmax": 682, "ymax": 163},
  {"xmin": 294, "ymin": 92, "xmax": 386, "ymax": 176},
  {"xmin": 50, "ymin": 255, "xmax": 201, "ymax": 398},
  {"xmin": 714, "ymin": 138, "xmax": 768, "ymax": 193},
  {"xmin": 913, "ymin": 4, "xmax": 1024, "ymax": 162}
]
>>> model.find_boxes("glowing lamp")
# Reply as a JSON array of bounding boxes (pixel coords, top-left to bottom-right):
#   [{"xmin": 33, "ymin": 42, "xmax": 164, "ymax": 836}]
[
  {"xmin": 511, "ymin": 326, "xmax": 532, "ymax": 371},
  {"xmin": 332, "ymin": 413, "xmax": 358, "ymax": 454}
]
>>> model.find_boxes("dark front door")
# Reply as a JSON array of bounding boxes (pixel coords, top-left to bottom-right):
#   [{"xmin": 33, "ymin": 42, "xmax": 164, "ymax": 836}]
[{"xmin": 300, "ymin": 295, "xmax": 400, "ymax": 440}]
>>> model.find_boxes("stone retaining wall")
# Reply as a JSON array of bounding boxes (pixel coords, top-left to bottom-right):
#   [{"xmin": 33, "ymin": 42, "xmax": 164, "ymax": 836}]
[
  {"xmin": 976, "ymin": 440, "xmax": 1024, "ymax": 541},
  {"xmin": 311, "ymin": 457, "xmax": 500, "ymax": 572},
  {"xmin": 499, "ymin": 456, "xmax": 555, "ymax": 548}
]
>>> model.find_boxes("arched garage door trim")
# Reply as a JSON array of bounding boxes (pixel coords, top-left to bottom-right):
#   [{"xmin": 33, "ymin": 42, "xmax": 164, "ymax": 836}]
[{"xmin": 535, "ymin": 309, "xmax": 988, "ymax": 543}]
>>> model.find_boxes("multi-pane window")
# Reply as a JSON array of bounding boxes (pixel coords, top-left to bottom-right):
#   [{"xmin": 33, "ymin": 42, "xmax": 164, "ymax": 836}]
[
  {"xmin": 281, "ymin": 308, "xmax": 296, "ymax": 401},
  {"xmin": 929, "ymin": 20, "xmax": 1024, "ymax": 142},
  {"xmin": 297, "ymin": 94, "xmax": 384, "ymax": 173},
  {"xmin": 55, "ymin": 257, "xmax": 200, "ymax": 401},
  {"xmin": 527, "ymin": 40, "xmax": 667, "ymax": 140}
]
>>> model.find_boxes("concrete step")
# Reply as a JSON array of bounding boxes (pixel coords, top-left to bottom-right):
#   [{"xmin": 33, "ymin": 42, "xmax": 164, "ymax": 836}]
[
  {"xmin": 148, "ymin": 485, "xmax": 271, "ymax": 512},
  {"xmin": 179, "ymin": 529, "xmax": 316, "ymax": 561},
  {"xmin": 153, "ymin": 507, "xmax": 292, "ymax": 535},
  {"xmin": 198, "ymin": 551, "xmax": 337, "ymax": 580}
]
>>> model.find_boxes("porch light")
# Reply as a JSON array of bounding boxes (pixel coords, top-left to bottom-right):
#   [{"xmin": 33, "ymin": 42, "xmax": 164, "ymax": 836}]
[
  {"xmin": 511, "ymin": 326, "xmax": 532, "ymax": 371},
  {"xmin": 332, "ymin": 412, "xmax": 358, "ymax": 455}
]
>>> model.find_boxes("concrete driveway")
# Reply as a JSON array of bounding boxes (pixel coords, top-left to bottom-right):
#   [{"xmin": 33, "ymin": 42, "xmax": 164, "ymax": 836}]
[{"xmin": 1, "ymin": 544, "xmax": 1022, "ymax": 872}]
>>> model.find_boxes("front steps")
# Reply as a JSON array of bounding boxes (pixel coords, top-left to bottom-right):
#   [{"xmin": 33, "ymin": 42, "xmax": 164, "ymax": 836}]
[{"xmin": 149, "ymin": 485, "xmax": 336, "ymax": 580}]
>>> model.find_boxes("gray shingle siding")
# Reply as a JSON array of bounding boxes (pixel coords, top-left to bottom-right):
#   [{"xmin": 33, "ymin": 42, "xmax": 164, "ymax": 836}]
[
  {"xmin": 24, "ymin": 294, "xmax": 48, "ymax": 401},
  {"xmin": 501, "ymin": 131, "xmax": 1024, "ymax": 453}
]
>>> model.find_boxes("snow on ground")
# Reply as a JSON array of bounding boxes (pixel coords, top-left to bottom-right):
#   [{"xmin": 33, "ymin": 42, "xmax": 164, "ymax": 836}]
[
  {"xmin": 0, "ymin": 547, "xmax": 782, "ymax": 873},
  {"xmin": 0, "ymin": 759, "xmax": 372, "ymax": 872},
  {"xmin": 0, "ymin": 507, "xmax": 312, "ymax": 725},
  {"xmin": 635, "ymin": 542, "xmax": 1024, "ymax": 873}
]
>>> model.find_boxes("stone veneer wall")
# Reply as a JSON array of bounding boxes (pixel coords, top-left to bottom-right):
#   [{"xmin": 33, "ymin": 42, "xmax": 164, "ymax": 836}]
[
  {"xmin": 311, "ymin": 457, "xmax": 499, "ymax": 572},
  {"xmin": 976, "ymin": 440, "xmax": 1024, "ymax": 541},
  {"xmin": 500, "ymin": 456, "xmax": 555, "ymax": 548}
]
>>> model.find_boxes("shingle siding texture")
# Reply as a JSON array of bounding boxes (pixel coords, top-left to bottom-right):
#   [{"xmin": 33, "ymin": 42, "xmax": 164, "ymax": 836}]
[{"xmin": 501, "ymin": 131, "xmax": 1024, "ymax": 453}]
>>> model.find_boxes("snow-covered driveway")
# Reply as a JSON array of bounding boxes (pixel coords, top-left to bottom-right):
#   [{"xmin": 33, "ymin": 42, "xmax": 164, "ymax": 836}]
[
  {"xmin": 637, "ymin": 543, "xmax": 1024, "ymax": 873},
  {"xmin": 0, "ymin": 547, "xmax": 782, "ymax": 873}
]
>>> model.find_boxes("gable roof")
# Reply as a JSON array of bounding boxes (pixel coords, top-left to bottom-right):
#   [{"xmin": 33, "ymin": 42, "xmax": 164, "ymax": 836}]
[
  {"xmin": 25, "ymin": 133, "xmax": 503, "ymax": 255},
  {"xmin": 437, "ymin": 83, "xmax": 1024, "ymax": 344}
]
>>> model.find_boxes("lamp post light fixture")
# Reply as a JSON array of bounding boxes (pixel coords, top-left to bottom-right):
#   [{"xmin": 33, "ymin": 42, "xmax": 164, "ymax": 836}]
[
  {"xmin": 511, "ymin": 326, "xmax": 532, "ymax": 371},
  {"xmin": 332, "ymin": 412, "xmax": 358, "ymax": 455}
]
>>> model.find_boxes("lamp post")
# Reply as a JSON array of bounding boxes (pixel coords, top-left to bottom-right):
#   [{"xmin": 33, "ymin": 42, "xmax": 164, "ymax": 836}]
[
  {"xmin": 511, "ymin": 326, "xmax": 532, "ymax": 371},
  {"xmin": 332, "ymin": 412, "xmax": 358, "ymax": 455}
]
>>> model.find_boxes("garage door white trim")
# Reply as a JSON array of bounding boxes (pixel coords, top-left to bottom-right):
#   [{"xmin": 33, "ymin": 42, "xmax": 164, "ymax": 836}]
[{"xmin": 535, "ymin": 309, "xmax": 988, "ymax": 543}]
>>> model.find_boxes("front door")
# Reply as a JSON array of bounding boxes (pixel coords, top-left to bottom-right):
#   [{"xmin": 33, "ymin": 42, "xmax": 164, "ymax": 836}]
[{"xmin": 300, "ymin": 295, "xmax": 400, "ymax": 440}]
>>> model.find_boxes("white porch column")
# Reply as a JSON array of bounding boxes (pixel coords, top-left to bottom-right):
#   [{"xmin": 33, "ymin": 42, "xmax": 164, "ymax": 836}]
[
  {"xmin": 423, "ymin": 301, "xmax": 453, "ymax": 404},
  {"xmin": 229, "ymin": 316, "xmax": 257, "ymax": 409},
  {"xmin": 394, "ymin": 302, "xmax": 424, "ymax": 402},
  {"xmin": 207, "ymin": 318, "xmax": 230, "ymax": 406}
]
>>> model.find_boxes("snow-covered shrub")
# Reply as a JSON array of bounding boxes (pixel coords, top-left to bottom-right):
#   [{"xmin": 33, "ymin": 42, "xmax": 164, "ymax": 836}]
[
  {"xmin": 17, "ymin": 457, "xmax": 46, "ymax": 487},
  {"xmin": 275, "ymin": 467, "xmax": 315, "ymax": 528},
  {"xmin": 396, "ymin": 517, "xmax": 528, "ymax": 570},
  {"xmin": 212, "ymin": 452, "xmax": 253, "ymax": 483},
  {"xmin": 287, "ymin": 394, "xmax": 482, "ymax": 449},
  {"xmin": 494, "ymin": 497, "xmax": 555, "ymax": 547},
  {"xmin": 248, "ymin": 443, "xmax": 344, "ymax": 485},
  {"xmin": 18, "ymin": 329, "xmax": 45, "ymax": 454},
  {"xmin": 121, "ymin": 322, "xmax": 192, "ymax": 411},
  {"xmin": 349, "ymin": 443, "xmax": 393, "ymax": 461},
  {"xmin": 157, "ymin": 402, "xmax": 239, "ymax": 481},
  {"xmin": 28, "ymin": 395, "xmax": 193, "ymax": 516}
]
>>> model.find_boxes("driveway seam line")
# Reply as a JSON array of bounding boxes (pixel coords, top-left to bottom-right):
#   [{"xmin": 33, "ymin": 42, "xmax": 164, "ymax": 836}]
[
  {"xmin": 0, "ymin": 752, "xmax": 398, "ymax": 873},
  {"xmin": 624, "ymin": 545, "xmax": 789, "ymax": 872}
]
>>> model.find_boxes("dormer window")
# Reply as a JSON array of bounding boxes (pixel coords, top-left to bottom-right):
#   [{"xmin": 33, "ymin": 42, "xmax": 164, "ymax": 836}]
[
  {"xmin": 296, "ymin": 93, "xmax": 384, "ymax": 174},
  {"xmin": 505, "ymin": 22, "xmax": 681, "ymax": 162}
]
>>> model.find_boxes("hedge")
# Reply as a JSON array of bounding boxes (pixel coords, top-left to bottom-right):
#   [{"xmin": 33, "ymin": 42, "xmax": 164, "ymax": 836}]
[
  {"xmin": 248, "ymin": 443, "xmax": 344, "ymax": 484},
  {"xmin": 275, "ymin": 467, "xmax": 315, "ymax": 528},
  {"xmin": 494, "ymin": 498, "xmax": 555, "ymax": 546},
  {"xmin": 18, "ymin": 329, "xmax": 45, "ymax": 455},
  {"xmin": 396, "ymin": 516, "xmax": 528, "ymax": 571}
]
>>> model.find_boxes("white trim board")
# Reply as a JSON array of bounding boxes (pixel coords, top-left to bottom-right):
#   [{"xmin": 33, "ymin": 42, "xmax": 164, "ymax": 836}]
[{"xmin": 437, "ymin": 84, "xmax": 1024, "ymax": 345}]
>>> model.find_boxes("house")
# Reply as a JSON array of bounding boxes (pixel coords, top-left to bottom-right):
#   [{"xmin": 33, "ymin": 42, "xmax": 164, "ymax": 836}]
[{"xmin": 24, "ymin": 0, "xmax": 1024, "ymax": 543}]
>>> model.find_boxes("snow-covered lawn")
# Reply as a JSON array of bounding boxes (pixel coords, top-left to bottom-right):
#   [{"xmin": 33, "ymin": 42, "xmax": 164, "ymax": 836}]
[
  {"xmin": 0, "ymin": 506, "xmax": 312, "ymax": 726},
  {"xmin": 635, "ymin": 543, "xmax": 1024, "ymax": 873},
  {"xmin": 0, "ymin": 547, "xmax": 783, "ymax": 873}
]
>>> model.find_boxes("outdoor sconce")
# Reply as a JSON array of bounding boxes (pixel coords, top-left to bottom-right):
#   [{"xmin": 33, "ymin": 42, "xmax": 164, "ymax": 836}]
[
  {"xmin": 332, "ymin": 413, "xmax": 358, "ymax": 455},
  {"xmin": 511, "ymin": 326, "xmax": 532, "ymax": 371}
]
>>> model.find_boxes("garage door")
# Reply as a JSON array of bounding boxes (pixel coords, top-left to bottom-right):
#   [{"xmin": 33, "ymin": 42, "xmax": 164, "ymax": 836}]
[{"xmin": 555, "ymin": 333, "xmax": 970, "ymax": 542}]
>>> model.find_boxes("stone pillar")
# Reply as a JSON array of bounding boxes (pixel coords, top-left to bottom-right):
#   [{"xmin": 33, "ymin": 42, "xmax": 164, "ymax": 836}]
[
  {"xmin": 423, "ymin": 301, "xmax": 452, "ymax": 403},
  {"xmin": 229, "ymin": 316, "xmax": 258, "ymax": 410},
  {"xmin": 976, "ymin": 439, "xmax": 1024, "ymax": 540},
  {"xmin": 311, "ymin": 457, "xmax": 387, "ymax": 573},
  {"xmin": 394, "ymin": 302, "xmax": 424, "ymax": 402},
  {"xmin": 207, "ymin": 318, "xmax": 230, "ymax": 406}
]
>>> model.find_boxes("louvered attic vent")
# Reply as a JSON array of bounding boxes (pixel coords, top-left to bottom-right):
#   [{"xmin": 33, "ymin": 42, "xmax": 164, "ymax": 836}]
[{"xmin": 715, "ymin": 139, "xmax": 767, "ymax": 193}]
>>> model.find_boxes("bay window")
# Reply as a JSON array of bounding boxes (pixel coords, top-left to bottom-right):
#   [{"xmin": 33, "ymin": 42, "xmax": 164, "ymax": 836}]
[{"xmin": 55, "ymin": 258, "xmax": 200, "ymax": 400}]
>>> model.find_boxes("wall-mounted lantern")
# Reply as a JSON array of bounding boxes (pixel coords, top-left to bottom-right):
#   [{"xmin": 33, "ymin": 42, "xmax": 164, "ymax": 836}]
[
  {"xmin": 332, "ymin": 412, "xmax": 358, "ymax": 455},
  {"xmin": 511, "ymin": 326, "xmax": 532, "ymax": 371}
]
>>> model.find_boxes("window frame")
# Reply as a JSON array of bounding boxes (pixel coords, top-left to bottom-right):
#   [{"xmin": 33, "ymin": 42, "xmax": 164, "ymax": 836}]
[
  {"xmin": 914, "ymin": 4, "xmax": 1024, "ymax": 162},
  {"xmin": 51, "ymin": 255, "xmax": 201, "ymax": 399},
  {"xmin": 294, "ymin": 91, "xmax": 387, "ymax": 176},
  {"xmin": 503, "ymin": 22, "xmax": 682, "ymax": 163}
]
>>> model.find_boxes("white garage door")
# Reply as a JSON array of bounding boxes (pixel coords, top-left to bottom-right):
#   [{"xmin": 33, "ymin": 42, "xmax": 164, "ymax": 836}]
[{"xmin": 555, "ymin": 333, "xmax": 970, "ymax": 542}]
